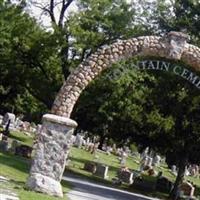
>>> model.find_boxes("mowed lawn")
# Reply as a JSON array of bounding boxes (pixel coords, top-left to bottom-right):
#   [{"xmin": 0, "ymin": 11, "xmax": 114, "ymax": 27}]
[
  {"xmin": 1, "ymin": 130, "xmax": 200, "ymax": 199},
  {"xmin": 0, "ymin": 131, "xmax": 71, "ymax": 200},
  {"xmin": 67, "ymin": 147, "xmax": 200, "ymax": 198},
  {"xmin": 68, "ymin": 146, "xmax": 139, "ymax": 181}
]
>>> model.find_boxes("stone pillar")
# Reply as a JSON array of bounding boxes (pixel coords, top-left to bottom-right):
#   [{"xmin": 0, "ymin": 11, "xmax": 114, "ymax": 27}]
[{"xmin": 26, "ymin": 114, "xmax": 77, "ymax": 197}]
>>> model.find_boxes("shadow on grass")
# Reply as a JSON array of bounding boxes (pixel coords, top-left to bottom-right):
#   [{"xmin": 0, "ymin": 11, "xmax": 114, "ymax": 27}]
[
  {"xmin": 0, "ymin": 152, "xmax": 31, "ymax": 174},
  {"xmin": 9, "ymin": 179, "xmax": 26, "ymax": 187},
  {"xmin": 64, "ymin": 168, "xmax": 112, "ymax": 186},
  {"xmin": 64, "ymin": 168, "xmax": 171, "ymax": 200}
]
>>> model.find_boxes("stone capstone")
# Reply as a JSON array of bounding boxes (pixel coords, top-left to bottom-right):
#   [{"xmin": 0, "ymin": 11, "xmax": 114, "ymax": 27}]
[{"xmin": 42, "ymin": 114, "xmax": 77, "ymax": 127}]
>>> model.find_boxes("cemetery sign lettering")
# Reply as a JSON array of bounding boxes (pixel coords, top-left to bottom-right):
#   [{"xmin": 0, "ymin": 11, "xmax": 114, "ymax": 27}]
[{"xmin": 132, "ymin": 60, "xmax": 200, "ymax": 89}]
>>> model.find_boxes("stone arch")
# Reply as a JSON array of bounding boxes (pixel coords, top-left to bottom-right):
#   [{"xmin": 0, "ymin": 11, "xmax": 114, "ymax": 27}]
[
  {"xmin": 27, "ymin": 32, "xmax": 200, "ymax": 197},
  {"xmin": 51, "ymin": 31, "xmax": 200, "ymax": 118}
]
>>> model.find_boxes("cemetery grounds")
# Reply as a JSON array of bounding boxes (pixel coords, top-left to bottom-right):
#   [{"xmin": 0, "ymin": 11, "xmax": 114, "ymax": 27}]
[{"xmin": 0, "ymin": 129, "xmax": 200, "ymax": 200}]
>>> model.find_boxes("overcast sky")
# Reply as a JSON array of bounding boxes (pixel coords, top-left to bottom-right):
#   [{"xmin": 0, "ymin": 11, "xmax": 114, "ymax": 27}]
[
  {"xmin": 25, "ymin": 0, "xmax": 78, "ymax": 28},
  {"xmin": 24, "ymin": 0, "xmax": 168, "ymax": 29}
]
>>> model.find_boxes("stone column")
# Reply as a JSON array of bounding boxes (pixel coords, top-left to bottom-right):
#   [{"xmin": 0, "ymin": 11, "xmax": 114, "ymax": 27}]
[{"xmin": 26, "ymin": 114, "xmax": 77, "ymax": 197}]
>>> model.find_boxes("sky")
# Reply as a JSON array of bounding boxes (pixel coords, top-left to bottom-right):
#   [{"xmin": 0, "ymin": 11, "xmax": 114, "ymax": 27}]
[
  {"xmin": 23, "ymin": 0, "xmax": 172, "ymax": 29},
  {"xmin": 25, "ymin": 0, "xmax": 78, "ymax": 28}
]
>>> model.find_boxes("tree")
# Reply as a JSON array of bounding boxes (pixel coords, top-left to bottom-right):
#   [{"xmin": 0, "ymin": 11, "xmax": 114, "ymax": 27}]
[
  {"xmin": 1, "ymin": 0, "xmax": 152, "ymax": 120},
  {"xmin": 149, "ymin": 72, "xmax": 200, "ymax": 199},
  {"xmin": 27, "ymin": 0, "xmax": 153, "ymax": 77},
  {"xmin": 72, "ymin": 59, "xmax": 154, "ymax": 148},
  {"xmin": 143, "ymin": 0, "xmax": 200, "ymax": 44},
  {"xmin": 126, "ymin": 67, "xmax": 200, "ymax": 199},
  {"xmin": 72, "ymin": 58, "xmax": 200, "ymax": 199},
  {"xmin": 0, "ymin": 0, "xmax": 63, "ymax": 120}
]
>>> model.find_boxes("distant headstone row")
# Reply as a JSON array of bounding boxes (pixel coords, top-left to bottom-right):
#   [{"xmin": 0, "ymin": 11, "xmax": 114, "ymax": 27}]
[{"xmin": 0, "ymin": 112, "xmax": 41, "ymax": 133}]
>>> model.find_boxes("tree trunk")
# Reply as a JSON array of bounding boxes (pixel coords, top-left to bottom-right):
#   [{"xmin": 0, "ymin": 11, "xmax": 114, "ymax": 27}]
[{"xmin": 169, "ymin": 155, "xmax": 188, "ymax": 200}]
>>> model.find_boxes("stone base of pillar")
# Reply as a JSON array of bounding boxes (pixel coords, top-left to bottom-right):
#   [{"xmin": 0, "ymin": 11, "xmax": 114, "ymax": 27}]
[
  {"xmin": 26, "ymin": 173, "xmax": 63, "ymax": 197},
  {"xmin": 26, "ymin": 114, "xmax": 77, "ymax": 197}
]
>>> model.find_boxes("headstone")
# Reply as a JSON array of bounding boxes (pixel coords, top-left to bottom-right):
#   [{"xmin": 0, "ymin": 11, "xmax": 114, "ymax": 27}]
[
  {"xmin": 185, "ymin": 167, "xmax": 190, "ymax": 176},
  {"xmin": 140, "ymin": 147, "xmax": 149, "ymax": 159},
  {"xmin": 118, "ymin": 168, "xmax": 133, "ymax": 184},
  {"xmin": 112, "ymin": 178, "xmax": 122, "ymax": 186},
  {"xmin": 93, "ymin": 164, "xmax": 108, "ymax": 179},
  {"xmin": 88, "ymin": 142, "xmax": 94, "ymax": 153},
  {"xmin": 84, "ymin": 161, "xmax": 97, "ymax": 173},
  {"xmin": 180, "ymin": 182, "xmax": 195, "ymax": 197},
  {"xmin": 120, "ymin": 151, "xmax": 128, "ymax": 166},
  {"xmin": 156, "ymin": 176, "xmax": 173, "ymax": 193},
  {"xmin": 153, "ymin": 155, "xmax": 161, "ymax": 167},
  {"xmin": 15, "ymin": 118, "xmax": 23, "ymax": 130},
  {"xmin": 147, "ymin": 168, "xmax": 157, "ymax": 176},
  {"xmin": 146, "ymin": 157, "xmax": 153, "ymax": 167},
  {"xmin": 10, "ymin": 140, "xmax": 20, "ymax": 153},
  {"xmin": 171, "ymin": 165, "xmax": 177, "ymax": 175},
  {"xmin": 0, "ymin": 115, "xmax": 3, "ymax": 125},
  {"xmin": 125, "ymin": 146, "xmax": 131, "ymax": 155},
  {"xmin": 2, "ymin": 113, "xmax": 15, "ymax": 130},
  {"xmin": 74, "ymin": 133, "xmax": 83, "ymax": 148},
  {"xmin": 21, "ymin": 121, "xmax": 31, "ymax": 132},
  {"xmin": 84, "ymin": 137, "xmax": 90, "ymax": 150},
  {"xmin": 15, "ymin": 145, "xmax": 32, "ymax": 158},
  {"xmin": 139, "ymin": 155, "xmax": 148, "ymax": 172},
  {"xmin": 0, "ymin": 133, "xmax": 3, "ymax": 141},
  {"xmin": 106, "ymin": 146, "xmax": 112, "ymax": 155},
  {"xmin": 189, "ymin": 165, "xmax": 199, "ymax": 177},
  {"xmin": 72, "ymin": 135, "xmax": 77, "ymax": 143},
  {"xmin": 0, "ymin": 136, "xmax": 9, "ymax": 152},
  {"xmin": 91, "ymin": 142, "xmax": 99, "ymax": 154},
  {"xmin": 132, "ymin": 176, "xmax": 156, "ymax": 192},
  {"xmin": 112, "ymin": 143, "xmax": 117, "ymax": 154}
]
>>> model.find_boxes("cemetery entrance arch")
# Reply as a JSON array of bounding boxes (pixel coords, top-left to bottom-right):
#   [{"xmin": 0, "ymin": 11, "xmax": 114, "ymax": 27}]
[{"xmin": 26, "ymin": 32, "xmax": 200, "ymax": 197}]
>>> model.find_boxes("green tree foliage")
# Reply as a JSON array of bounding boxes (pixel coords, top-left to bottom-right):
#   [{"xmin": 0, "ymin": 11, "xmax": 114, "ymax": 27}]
[
  {"xmin": 0, "ymin": 1, "xmax": 63, "ymax": 120},
  {"xmin": 144, "ymin": 70, "xmax": 200, "ymax": 199},
  {"xmin": 145, "ymin": 0, "xmax": 200, "ymax": 44},
  {"xmin": 72, "ymin": 59, "xmax": 200, "ymax": 198},
  {"xmin": 72, "ymin": 59, "xmax": 154, "ymax": 147},
  {"xmin": 1, "ymin": 0, "xmax": 150, "ymax": 120}
]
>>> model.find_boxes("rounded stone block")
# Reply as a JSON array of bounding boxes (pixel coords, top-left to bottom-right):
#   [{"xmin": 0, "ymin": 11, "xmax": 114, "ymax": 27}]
[{"xmin": 26, "ymin": 173, "xmax": 63, "ymax": 197}]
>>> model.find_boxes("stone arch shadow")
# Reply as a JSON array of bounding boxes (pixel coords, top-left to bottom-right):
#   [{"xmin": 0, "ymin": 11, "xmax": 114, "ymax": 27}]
[{"xmin": 26, "ymin": 32, "xmax": 200, "ymax": 197}]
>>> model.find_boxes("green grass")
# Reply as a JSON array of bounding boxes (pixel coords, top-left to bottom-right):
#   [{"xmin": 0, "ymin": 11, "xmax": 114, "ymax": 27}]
[
  {"xmin": 0, "ymin": 152, "xmax": 72, "ymax": 200},
  {"xmin": 1, "ymin": 130, "xmax": 200, "ymax": 199},
  {"xmin": 69, "ymin": 147, "xmax": 139, "ymax": 181},
  {"xmin": 68, "ymin": 147, "xmax": 200, "ymax": 198},
  {"xmin": 9, "ymin": 131, "xmax": 34, "ymax": 146},
  {"xmin": 0, "ymin": 131, "xmax": 72, "ymax": 199}
]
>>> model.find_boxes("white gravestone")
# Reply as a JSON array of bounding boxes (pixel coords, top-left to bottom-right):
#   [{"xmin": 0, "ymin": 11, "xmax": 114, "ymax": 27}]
[
  {"xmin": 0, "ymin": 115, "xmax": 3, "ymax": 125},
  {"xmin": 74, "ymin": 134, "xmax": 83, "ymax": 148},
  {"xmin": 153, "ymin": 155, "xmax": 161, "ymax": 167},
  {"xmin": 2, "ymin": 113, "xmax": 16, "ymax": 130},
  {"xmin": 94, "ymin": 164, "xmax": 109, "ymax": 179}
]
